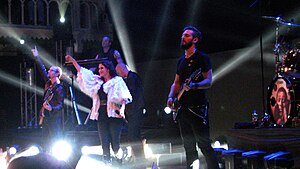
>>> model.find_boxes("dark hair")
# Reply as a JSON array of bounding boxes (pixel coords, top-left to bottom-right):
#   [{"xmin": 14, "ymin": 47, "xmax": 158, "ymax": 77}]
[
  {"xmin": 100, "ymin": 60, "xmax": 118, "ymax": 78},
  {"xmin": 102, "ymin": 35, "xmax": 112, "ymax": 43},
  {"xmin": 183, "ymin": 26, "xmax": 202, "ymax": 43}
]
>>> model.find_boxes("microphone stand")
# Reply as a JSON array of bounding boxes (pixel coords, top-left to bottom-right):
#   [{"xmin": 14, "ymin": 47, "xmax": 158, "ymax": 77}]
[{"xmin": 69, "ymin": 76, "xmax": 82, "ymax": 125}]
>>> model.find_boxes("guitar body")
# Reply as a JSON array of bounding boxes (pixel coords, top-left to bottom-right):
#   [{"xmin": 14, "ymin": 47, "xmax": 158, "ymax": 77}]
[
  {"xmin": 39, "ymin": 90, "xmax": 54, "ymax": 126},
  {"xmin": 171, "ymin": 68, "xmax": 202, "ymax": 121},
  {"xmin": 39, "ymin": 107, "xmax": 45, "ymax": 126}
]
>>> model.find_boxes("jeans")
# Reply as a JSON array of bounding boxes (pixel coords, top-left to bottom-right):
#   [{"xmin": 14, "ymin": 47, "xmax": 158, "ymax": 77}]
[
  {"xmin": 97, "ymin": 117, "xmax": 123, "ymax": 158},
  {"xmin": 178, "ymin": 105, "xmax": 219, "ymax": 169}
]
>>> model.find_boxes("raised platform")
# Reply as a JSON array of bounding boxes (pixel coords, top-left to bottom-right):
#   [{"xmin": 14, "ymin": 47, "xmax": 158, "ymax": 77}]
[{"xmin": 227, "ymin": 128, "xmax": 300, "ymax": 168}]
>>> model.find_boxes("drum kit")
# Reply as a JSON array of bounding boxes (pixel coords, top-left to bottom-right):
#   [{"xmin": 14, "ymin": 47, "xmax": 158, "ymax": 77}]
[{"xmin": 264, "ymin": 16, "xmax": 300, "ymax": 127}]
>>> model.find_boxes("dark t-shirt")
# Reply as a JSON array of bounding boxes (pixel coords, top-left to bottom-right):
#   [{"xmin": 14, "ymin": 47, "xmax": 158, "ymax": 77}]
[
  {"xmin": 96, "ymin": 48, "xmax": 117, "ymax": 67},
  {"xmin": 124, "ymin": 71, "xmax": 145, "ymax": 115},
  {"xmin": 176, "ymin": 49, "xmax": 212, "ymax": 106}
]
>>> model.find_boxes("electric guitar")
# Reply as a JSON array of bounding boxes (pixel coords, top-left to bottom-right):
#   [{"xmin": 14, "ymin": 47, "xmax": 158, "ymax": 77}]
[
  {"xmin": 39, "ymin": 88, "xmax": 54, "ymax": 126},
  {"xmin": 172, "ymin": 68, "xmax": 202, "ymax": 120}
]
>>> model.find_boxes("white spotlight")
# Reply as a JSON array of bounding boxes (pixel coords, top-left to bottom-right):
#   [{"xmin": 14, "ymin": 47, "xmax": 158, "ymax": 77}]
[
  {"xmin": 212, "ymin": 140, "xmax": 228, "ymax": 150},
  {"xmin": 51, "ymin": 140, "xmax": 72, "ymax": 161},
  {"xmin": 9, "ymin": 147, "xmax": 17, "ymax": 155},
  {"xmin": 164, "ymin": 107, "xmax": 172, "ymax": 114},
  {"xmin": 81, "ymin": 145, "xmax": 102, "ymax": 155},
  {"xmin": 19, "ymin": 39, "xmax": 25, "ymax": 44},
  {"xmin": 60, "ymin": 17, "xmax": 65, "ymax": 23},
  {"xmin": 190, "ymin": 159, "xmax": 200, "ymax": 169},
  {"xmin": 13, "ymin": 145, "xmax": 40, "ymax": 159}
]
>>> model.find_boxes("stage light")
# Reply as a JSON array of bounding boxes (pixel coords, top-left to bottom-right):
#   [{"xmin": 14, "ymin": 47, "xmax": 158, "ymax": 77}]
[
  {"xmin": 51, "ymin": 140, "xmax": 72, "ymax": 161},
  {"xmin": 9, "ymin": 147, "xmax": 17, "ymax": 156},
  {"xmin": 106, "ymin": 0, "xmax": 136, "ymax": 72},
  {"xmin": 81, "ymin": 145, "xmax": 103, "ymax": 156},
  {"xmin": 212, "ymin": 140, "xmax": 228, "ymax": 150},
  {"xmin": 60, "ymin": 16, "xmax": 65, "ymax": 23},
  {"xmin": 19, "ymin": 39, "xmax": 25, "ymax": 44},
  {"xmin": 164, "ymin": 107, "xmax": 172, "ymax": 114},
  {"xmin": 13, "ymin": 145, "xmax": 40, "ymax": 159},
  {"xmin": 190, "ymin": 159, "xmax": 200, "ymax": 169},
  {"xmin": 143, "ymin": 140, "xmax": 153, "ymax": 159}
]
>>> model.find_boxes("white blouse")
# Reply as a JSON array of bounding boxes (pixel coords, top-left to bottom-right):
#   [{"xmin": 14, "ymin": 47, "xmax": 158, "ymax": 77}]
[{"xmin": 76, "ymin": 67, "xmax": 132, "ymax": 120}]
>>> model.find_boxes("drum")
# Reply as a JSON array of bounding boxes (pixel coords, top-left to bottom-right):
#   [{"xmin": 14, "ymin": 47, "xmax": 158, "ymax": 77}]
[
  {"xmin": 282, "ymin": 49, "xmax": 300, "ymax": 78},
  {"xmin": 267, "ymin": 75, "xmax": 300, "ymax": 126}
]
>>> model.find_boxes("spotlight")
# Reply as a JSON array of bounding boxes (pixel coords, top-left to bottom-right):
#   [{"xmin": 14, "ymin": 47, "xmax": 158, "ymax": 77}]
[
  {"xmin": 143, "ymin": 139, "xmax": 153, "ymax": 159},
  {"xmin": 212, "ymin": 140, "xmax": 228, "ymax": 150},
  {"xmin": 19, "ymin": 39, "xmax": 25, "ymax": 44},
  {"xmin": 164, "ymin": 107, "xmax": 172, "ymax": 114},
  {"xmin": 190, "ymin": 159, "xmax": 200, "ymax": 169},
  {"xmin": 80, "ymin": 145, "xmax": 102, "ymax": 156},
  {"xmin": 11, "ymin": 145, "xmax": 40, "ymax": 161},
  {"xmin": 60, "ymin": 17, "xmax": 65, "ymax": 23},
  {"xmin": 9, "ymin": 147, "xmax": 17, "ymax": 155},
  {"xmin": 51, "ymin": 140, "xmax": 72, "ymax": 161}
]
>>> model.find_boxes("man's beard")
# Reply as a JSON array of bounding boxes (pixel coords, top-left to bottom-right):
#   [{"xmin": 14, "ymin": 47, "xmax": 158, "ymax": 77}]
[{"xmin": 180, "ymin": 40, "xmax": 193, "ymax": 50}]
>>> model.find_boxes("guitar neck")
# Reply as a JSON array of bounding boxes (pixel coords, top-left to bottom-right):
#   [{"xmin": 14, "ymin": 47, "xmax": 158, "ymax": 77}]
[{"xmin": 177, "ymin": 88, "xmax": 184, "ymax": 101}]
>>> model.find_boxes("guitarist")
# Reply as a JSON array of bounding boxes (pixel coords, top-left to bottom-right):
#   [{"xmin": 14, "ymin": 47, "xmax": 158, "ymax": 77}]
[
  {"xmin": 31, "ymin": 47, "xmax": 65, "ymax": 147},
  {"xmin": 167, "ymin": 26, "xmax": 219, "ymax": 169}
]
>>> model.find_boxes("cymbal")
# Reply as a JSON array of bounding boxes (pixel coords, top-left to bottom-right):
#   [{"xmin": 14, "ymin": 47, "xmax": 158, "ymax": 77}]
[{"xmin": 262, "ymin": 16, "xmax": 300, "ymax": 27}]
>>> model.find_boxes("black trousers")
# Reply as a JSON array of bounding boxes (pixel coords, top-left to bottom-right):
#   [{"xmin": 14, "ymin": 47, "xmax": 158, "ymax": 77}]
[
  {"xmin": 178, "ymin": 105, "xmax": 219, "ymax": 169},
  {"xmin": 97, "ymin": 117, "xmax": 123, "ymax": 158},
  {"xmin": 126, "ymin": 108, "xmax": 145, "ymax": 159}
]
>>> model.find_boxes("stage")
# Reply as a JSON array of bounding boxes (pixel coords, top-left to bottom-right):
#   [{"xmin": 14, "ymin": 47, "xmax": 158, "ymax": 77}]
[
  {"xmin": 0, "ymin": 126, "xmax": 190, "ymax": 169},
  {"xmin": 227, "ymin": 127, "xmax": 300, "ymax": 168}
]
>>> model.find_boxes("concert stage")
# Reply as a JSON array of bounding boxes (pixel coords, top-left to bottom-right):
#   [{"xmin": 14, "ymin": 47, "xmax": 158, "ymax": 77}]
[{"xmin": 0, "ymin": 126, "xmax": 190, "ymax": 169}]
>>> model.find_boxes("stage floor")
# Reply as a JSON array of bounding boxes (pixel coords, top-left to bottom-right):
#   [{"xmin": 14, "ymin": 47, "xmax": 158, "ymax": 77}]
[{"xmin": 0, "ymin": 126, "xmax": 192, "ymax": 169}]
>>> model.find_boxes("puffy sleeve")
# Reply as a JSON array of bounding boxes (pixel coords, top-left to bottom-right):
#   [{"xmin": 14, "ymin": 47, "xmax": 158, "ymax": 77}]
[
  {"xmin": 104, "ymin": 76, "xmax": 132, "ymax": 104},
  {"xmin": 103, "ymin": 76, "xmax": 132, "ymax": 117},
  {"xmin": 76, "ymin": 67, "xmax": 103, "ymax": 97},
  {"xmin": 76, "ymin": 67, "xmax": 103, "ymax": 120}
]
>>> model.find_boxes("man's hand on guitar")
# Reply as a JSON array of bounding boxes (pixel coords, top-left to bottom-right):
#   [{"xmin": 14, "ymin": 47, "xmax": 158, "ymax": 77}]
[
  {"xmin": 188, "ymin": 82, "xmax": 199, "ymax": 90},
  {"xmin": 43, "ymin": 101, "xmax": 52, "ymax": 111}
]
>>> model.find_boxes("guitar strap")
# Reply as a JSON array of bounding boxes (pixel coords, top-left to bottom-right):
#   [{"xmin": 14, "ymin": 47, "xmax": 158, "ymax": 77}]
[{"xmin": 44, "ymin": 83, "xmax": 60, "ymax": 101}]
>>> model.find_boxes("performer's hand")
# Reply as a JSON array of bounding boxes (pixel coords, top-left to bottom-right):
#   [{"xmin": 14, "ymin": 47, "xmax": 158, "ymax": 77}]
[
  {"xmin": 43, "ymin": 101, "xmax": 52, "ymax": 111},
  {"xmin": 189, "ymin": 82, "xmax": 199, "ymax": 90},
  {"xmin": 65, "ymin": 55, "xmax": 73, "ymax": 62},
  {"xmin": 183, "ymin": 83, "xmax": 191, "ymax": 91},
  {"xmin": 114, "ymin": 50, "xmax": 121, "ymax": 58},
  {"xmin": 31, "ymin": 46, "xmax": 38, "ymax": 57},
  {"xmin": 167, "ymin": 97, "xmax": 173, "ymax": 109}
]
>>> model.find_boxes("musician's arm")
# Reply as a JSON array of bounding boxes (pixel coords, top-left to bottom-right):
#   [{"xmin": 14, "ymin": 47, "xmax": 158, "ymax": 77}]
[
  {"xmin": 114, "ymin": 50, "xmax": 125, "ymax": 64},
  {"xmin": 167, "ymin": 74, "xmax": 181, "ymax": 108},
  {"xmin": 48, "ymin": 86, "xmax": 65, "ymax": 111},
  {"xmin": 31, "ymin": 47, "xmax": 48, "ymax": 82},
  {"xmin": 190, "ymin": 69, "xmax": 212, "ymax": 90},
  {"xmin": 65, "ymin": 55, "xmax": 82, "ymax": 73}
]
